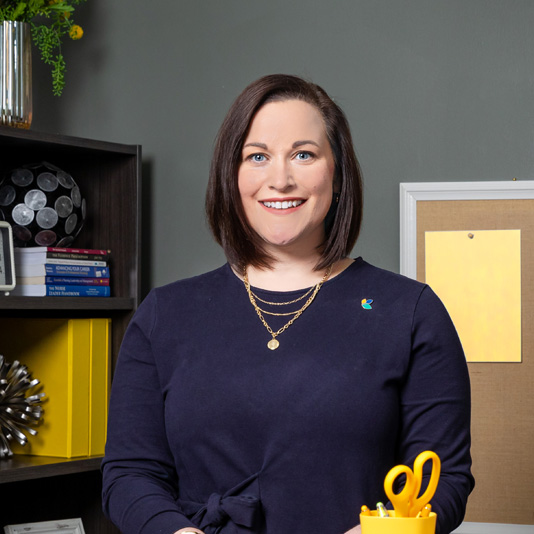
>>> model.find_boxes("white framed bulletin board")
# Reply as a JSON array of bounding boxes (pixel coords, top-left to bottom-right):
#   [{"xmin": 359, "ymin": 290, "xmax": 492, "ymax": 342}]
[{"xmin": 400, "ymin": 181, "xmax": 534, "ymax": 526}]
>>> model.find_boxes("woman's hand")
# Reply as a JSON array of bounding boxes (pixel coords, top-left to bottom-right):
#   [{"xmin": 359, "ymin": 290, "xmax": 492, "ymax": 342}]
[{"xmin": 176, "ymin": 527, "xmax": 358, "ymax": 534}]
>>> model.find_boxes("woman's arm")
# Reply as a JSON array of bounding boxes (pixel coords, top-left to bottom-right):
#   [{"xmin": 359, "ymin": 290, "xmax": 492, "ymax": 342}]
[
  {"xmin": 399, "ymin": 286, "xmax": 475, "ymax": 534},
  {"xmin": 102, "ymin": 291, "xmax": 199, "ymax": 534}
]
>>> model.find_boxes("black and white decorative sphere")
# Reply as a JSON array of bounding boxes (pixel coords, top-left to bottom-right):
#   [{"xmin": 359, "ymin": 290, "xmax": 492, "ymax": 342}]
[{"xmin": 0, "ymin": 162, "xmax": 86, "ymax": 248}]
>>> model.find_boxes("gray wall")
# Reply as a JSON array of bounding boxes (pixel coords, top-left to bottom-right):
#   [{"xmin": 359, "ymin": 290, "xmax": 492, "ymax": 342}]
[{"xmin": 32, "ymin": 0, "xmax": 534, "ymax": 290}]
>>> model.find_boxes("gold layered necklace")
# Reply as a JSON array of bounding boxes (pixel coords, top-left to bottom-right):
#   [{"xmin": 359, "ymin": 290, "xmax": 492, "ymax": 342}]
[{"xmin": 243, "ymin": 265, "xmax": 333, "ymax": 350}]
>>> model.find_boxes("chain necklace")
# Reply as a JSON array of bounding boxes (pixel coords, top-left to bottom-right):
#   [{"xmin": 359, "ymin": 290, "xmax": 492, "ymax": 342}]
[
  {"xmin": 251, "ymin": 285, "xmax": 316, "ymax": 316},
  {"xmin": 243, "ymin": 265, "xmax": 333, "ymax": 350},
  {"xmin": 254, "ymin": 304, "xmax": 311, "ymax": 317},
  {"xmin": 250, "ymin": 286, "xmax": 314, "ymax": 306}
]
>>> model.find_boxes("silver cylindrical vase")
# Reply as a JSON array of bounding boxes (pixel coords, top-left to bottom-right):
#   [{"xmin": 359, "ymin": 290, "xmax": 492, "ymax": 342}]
[{"xmin": 1, "ymin": 21, "xmax": 32, "ymax": 129}]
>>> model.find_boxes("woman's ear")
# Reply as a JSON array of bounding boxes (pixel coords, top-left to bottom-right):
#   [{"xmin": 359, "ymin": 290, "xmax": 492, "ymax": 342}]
[
  {"xmin": 324, "ymin": 189, "xmax": 340, "ymax": 232},
  {"xmin": 333, "ymin": 175, "xmax": 341, "ymax": 195}
]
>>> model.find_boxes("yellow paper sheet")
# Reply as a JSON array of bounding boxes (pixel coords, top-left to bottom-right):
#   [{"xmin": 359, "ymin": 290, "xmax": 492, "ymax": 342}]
[{"xmin": 425, "ymin": 229, "xmax": 521, "ymax": 362}]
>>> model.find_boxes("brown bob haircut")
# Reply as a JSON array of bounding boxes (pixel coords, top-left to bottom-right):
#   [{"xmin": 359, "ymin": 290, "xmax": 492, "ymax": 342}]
[{"xmin": 206, "ymin": 74, "xmax": 363, "ymax": 271}]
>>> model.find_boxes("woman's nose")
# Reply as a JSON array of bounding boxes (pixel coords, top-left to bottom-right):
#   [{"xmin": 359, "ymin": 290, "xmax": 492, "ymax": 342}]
[{"xmin": 268, "ymin": 159, "xmax": 295, "ymax": 191}]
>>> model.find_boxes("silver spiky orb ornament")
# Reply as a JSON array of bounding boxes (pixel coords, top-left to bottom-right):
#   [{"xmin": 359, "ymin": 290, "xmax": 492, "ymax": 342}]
[{"xmin": 0, "ymin": 355, "xmax": 45, "ymax": 457}]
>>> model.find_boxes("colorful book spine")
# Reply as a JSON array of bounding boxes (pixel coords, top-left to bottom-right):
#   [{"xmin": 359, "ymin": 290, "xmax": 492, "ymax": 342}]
[
  {"xmin": 46, "ymin": 285, "xmax": 110, "ymax": 297},
  {"xmin": 11, "ymin": 285, "xmax": 110, "ymax": 297},
  {"xmin": 68, "ymin": 320, "xmax": 91, "ymax": 458},
  {"xmin": 89, "ymin": 319, "xmax": 111, "ymax": 455},
  {"xmin": 16, "ymin": 264, "xmax": 110, "ymax": 278},
  {"xmin": 16, "ymin": 257, "xmax": 107, "ymax": 267},
  {"xmin": 48, "ymin": 285, "xmax": 110, "ymax": 297},
  {"xmin": 15, "ymin": 247, "xmax": 110, "ymax": 266},
  {"xmin": 16, "ymin": 247, "xmax": 109, "ymax": 255},
  {"xmin": 45, "ymin": 277, "xmax": 110, "ymax": 286},
  {"xmin": 25, "ymin": 251, "xmax": 109, "ymax": 261}
]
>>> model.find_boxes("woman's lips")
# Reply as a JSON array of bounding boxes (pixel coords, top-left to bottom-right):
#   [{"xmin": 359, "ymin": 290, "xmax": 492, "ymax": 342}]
[{"xmin": 260, "ymin": 199, "xmax": 305, "ymax": 210}]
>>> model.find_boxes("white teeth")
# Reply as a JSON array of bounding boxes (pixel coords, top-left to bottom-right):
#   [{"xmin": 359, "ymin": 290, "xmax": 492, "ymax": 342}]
[{"xmin": 262, "ymin": 200, "xmax": 303, "ymax": 210}]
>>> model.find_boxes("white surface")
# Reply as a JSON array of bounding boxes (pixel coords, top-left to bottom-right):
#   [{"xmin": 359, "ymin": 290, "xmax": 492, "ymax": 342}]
[
  {"xmin": 452, "ymin": 522, "xmax": 534, "ymax": 533},
  {"xmin": 3, "ymin": 518, "xmax": 85, "ymax": 534}
]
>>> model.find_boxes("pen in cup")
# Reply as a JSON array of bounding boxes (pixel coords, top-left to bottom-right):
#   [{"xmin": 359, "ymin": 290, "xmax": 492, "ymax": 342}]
[{"xmin": 376, "ymin": 502, "xmax": 389, "ymax": 517}]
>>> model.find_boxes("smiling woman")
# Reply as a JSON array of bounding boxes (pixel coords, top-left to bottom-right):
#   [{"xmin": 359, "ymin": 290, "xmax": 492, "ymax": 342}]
[
  {"xmin": 206, "ymin": 74, "xmax": 363, "ymax": 277},
  {"xmin": 237, "ymin": 100, "xmax": 336, "ymax": 260},
  {"xmin": 102, "ymin": 74, "xmax": 475, "ymax": 534}
]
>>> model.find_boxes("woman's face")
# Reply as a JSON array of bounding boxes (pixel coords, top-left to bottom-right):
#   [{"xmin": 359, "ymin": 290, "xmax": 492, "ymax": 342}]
[{"xmin": 238, "ymin": 99, "xmax": 336, "ymax": 259}]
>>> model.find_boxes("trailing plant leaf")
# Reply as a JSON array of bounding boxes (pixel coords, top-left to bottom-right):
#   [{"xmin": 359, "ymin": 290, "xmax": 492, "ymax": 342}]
[
  {"xmin": 31, "ymin": 23, "xmax": 58, "ymax": 64},
  {"xmin": 51, "ymin": 53, "xmax": 65, "ymax": 96}
]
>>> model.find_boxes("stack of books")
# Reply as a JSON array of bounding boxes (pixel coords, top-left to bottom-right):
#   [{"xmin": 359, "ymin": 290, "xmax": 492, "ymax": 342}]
[{"xmin": 12, "ymin": 247, "xmax": 111, "ymax": 297}]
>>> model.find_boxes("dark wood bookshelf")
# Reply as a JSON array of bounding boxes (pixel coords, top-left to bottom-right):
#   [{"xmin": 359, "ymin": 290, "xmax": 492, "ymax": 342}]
[
  {"xmin": 0, "ymin": 455, "xmax": 103, "ymax": 483},
  {"xmin": 0, "ymin": 128, "xmax": 140, "ymax": 532},
  {"xmin": 0, "ymin": 296, "xmax": 135, "ymax": 311}
]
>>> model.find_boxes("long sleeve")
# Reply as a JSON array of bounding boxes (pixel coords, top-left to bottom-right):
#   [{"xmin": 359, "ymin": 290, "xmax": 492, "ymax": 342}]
[
  {"xmin": 398, "ymin": 285, "xmax": 475, "ymax": 534},
  {"xmin": 101, "ymin": 290, "xmax": 197, "ymax": 534}
]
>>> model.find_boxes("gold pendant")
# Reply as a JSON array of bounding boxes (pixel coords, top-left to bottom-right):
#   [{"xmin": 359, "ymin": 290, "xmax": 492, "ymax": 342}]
[{"xmin": 267, "ymin": 338, "xmax": 280, "ymax": 350}]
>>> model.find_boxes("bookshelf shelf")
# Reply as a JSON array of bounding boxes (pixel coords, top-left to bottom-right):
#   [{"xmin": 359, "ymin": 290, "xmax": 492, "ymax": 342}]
[
  {"xmin": 0, "ymin": 128, "xmax": 139, "ymax": 532},
  {"xmin": 0, "ymin": 296, "xmax": 135, "ymax": 311},
  {"xmin": 0, "ymin": 455, "xmax": 103, "ymax": 484}
]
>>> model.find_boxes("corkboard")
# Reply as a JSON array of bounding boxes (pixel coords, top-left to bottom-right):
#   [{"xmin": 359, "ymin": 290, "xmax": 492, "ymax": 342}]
[{"xmin": 416, "ymin": 199, "xmax": 534, "ymax": 525}]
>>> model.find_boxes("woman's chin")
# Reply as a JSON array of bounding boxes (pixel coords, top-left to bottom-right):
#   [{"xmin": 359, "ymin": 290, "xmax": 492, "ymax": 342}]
[{"xmin": 261, "ymin": 234, "xmax": 322, "ymax": 255}]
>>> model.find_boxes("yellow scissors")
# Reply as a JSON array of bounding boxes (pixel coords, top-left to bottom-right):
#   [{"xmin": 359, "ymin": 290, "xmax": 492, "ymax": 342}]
[{"xmin": 384, "ymin": 450, "xmax": 441, "ymax": 518}]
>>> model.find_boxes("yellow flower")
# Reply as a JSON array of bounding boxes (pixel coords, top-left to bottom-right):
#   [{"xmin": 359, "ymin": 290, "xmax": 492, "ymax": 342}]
[{"xmin": 69, "ymin": 25, "xmax": 83, "ymax": 40}]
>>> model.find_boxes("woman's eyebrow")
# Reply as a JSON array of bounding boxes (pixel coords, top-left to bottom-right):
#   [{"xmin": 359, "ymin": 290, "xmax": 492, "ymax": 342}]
[
  {"xmin": 292, "ymin": 140, "xmax": 320, "ymax": 148},
  {"xmin": 243, "ymin": 140, "xmax": 321, "ymax": 150},
  {"xmin": 243, "ymin": 142, "xmax": 268, "ymax": 149}
]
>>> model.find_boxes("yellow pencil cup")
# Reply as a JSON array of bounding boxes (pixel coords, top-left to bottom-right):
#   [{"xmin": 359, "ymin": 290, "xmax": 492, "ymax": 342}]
[{"xmin": 360, "ymin": 510, "xmax": 437, "ymax": 534}]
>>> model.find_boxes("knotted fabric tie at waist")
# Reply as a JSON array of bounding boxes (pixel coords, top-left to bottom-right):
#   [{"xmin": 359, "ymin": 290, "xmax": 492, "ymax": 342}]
[{"xmin": 178, "ymin": 474, "xmax": 262, "ymax": 534}]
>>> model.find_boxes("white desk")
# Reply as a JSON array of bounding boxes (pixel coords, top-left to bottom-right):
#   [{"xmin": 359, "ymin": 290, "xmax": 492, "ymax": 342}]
[{"xmin": 452, "ymin": 523, "xmax": 534, "ymax": 533}]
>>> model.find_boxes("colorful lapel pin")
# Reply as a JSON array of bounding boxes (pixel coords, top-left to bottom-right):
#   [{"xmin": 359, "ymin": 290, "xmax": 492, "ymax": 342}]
[{"xmin": 361, "ymin": 298, "xmax": 373, "ymax": 310}]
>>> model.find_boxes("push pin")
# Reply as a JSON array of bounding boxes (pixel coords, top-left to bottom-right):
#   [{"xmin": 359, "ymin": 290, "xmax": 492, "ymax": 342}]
[{"xmin": 468, "ymin": 233, "xmax": 474, "ymax": 239}]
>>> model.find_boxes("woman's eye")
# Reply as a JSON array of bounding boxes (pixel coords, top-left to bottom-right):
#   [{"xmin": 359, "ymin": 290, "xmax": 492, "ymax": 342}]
[
  {"xmin": 296, "ymin": 151, "xmax": 313, "ymax": 161},
  {"xmin": 249, "ymin": 154, "xmax": 266, "ymax": 162}
]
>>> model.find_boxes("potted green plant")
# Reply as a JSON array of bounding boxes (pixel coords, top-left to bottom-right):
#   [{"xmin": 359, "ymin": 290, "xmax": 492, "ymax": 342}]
[{"xmin": 1, "ymin": 0, "xmax": 86, "ymax": 98}]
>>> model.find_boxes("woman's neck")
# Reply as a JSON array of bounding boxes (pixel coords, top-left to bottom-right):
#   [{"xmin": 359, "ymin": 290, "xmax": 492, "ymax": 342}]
[{"xmin": 241, "ymin": 257, "xmax": 354, "ymax": 291}]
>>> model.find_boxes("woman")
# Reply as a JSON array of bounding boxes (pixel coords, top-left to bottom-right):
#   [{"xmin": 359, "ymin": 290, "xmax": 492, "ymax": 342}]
[{"xmin": 102, "ymin": 74, "xmax": 474, "ymax": 534}]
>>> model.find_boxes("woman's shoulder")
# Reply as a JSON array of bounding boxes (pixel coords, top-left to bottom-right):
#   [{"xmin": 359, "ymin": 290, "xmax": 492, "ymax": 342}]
[
  {"xmin": 345, "ymin": 257, "xmax": 427, "ymax": 293},
  {"xmin": 128, "ymin": 265, "xmax": 235, "ymax": 333},
  {"xmin": 343, "ymin": 257, "xmax": 446, "ymax": 320},
  {"xmin": 150, "ymin": 263, "xmax": 235, "ymax": 300}
]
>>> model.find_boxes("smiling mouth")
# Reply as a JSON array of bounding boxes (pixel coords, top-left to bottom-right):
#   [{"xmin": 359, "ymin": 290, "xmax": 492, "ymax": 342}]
[{"xmin": 261, "ymin": 200, "xmax": 304, "ymax": 210}]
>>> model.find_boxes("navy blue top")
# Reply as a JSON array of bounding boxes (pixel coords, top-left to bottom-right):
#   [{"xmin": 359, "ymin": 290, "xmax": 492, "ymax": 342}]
[{"xmin": 102, "ymin": 259, "xmax": 474, "ymax": 534}]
